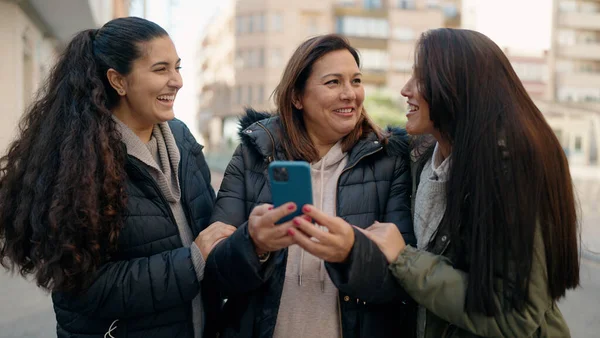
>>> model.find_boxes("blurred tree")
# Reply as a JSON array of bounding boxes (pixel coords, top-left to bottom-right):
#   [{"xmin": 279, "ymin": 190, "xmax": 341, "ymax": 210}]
[{"xmin": 364, "ymin": 90, "xmax": 407, "ymax": 128}]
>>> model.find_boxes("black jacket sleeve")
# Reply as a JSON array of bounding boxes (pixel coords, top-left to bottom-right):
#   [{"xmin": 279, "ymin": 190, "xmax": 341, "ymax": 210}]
[
  {"xmin": 52, "ymin": 247, "xmax": 199, "ymax": 319},
  {"xmin": 204, "ymin": 145, "xmax": 279, "ymax": 299},
  {"xmin": 326, "ymin": 155, "xmax": 414, "ymax": 304}
]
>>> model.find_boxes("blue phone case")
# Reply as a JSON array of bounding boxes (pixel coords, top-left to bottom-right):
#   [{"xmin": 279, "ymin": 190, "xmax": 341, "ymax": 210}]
[{"xmin": 268, "ymin": 161, "xmax": 313, "ymax": 224}]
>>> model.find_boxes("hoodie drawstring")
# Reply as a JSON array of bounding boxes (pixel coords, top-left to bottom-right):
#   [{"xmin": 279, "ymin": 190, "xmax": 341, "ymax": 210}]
[
  {"xmin": 104, "ymin": 319, "xmax": 119, "ymax": 338},
  {"xmin": 298, "ymin": 249, "xmax": 304, "ymax": 286},
  {"xmin": 298, "ymin": 158, "xmax": 327, "ymax": 292}
]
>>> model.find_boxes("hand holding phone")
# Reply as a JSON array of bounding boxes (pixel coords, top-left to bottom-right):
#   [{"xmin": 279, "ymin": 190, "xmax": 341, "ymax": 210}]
[{"xmin": 247, "ymin": 203, "xmax": 298, "ymax": 255}]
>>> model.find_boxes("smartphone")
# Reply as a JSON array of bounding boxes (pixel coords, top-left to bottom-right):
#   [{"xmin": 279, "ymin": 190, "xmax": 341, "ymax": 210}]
[{"xmin": 268, "ymin": 161, "xmax": 313, "ymax": 224}]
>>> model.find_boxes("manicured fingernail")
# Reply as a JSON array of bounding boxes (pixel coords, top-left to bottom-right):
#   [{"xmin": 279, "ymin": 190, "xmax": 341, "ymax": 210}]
[
  {"xmin": 303, "ymin": 206, "xmax": 311, "ymax": 213},
  {"xmin": 268, "ymin": 206, "xmax": 274, "ymax": 210},
  {"xmin": 287, "ymin": 229, "xmax": 295, "ymax": 236},
  {"xmin": 293, "ymin": 218, "xmax": 301, "ymax": 226},
  {"xmin": 302, "ymin": 215, "xmax": 311, "ymax": 221},
  {"xmin": 288, "ymin": 204, "xmax": 296, "ymax": 210}
]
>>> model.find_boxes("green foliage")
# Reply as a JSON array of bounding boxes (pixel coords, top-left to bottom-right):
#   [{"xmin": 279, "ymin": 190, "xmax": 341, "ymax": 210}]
[{"xmin": 364, "ymin": 90, "xmax": 407, "ymax": 128}]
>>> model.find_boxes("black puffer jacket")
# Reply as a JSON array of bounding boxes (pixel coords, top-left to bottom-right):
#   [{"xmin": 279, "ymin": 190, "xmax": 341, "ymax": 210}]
[
  {"xmin": 204, "ymin": 110, "xmax": 417, "ymax": 338},
  {"xmin": 52, "ymin": 119, "xmax": 215, "ymax": 338}
]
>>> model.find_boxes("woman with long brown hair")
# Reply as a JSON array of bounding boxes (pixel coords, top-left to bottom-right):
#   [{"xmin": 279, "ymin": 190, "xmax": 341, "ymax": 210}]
[
  {"xmin": 0, "ymin": 17, "xmax": 234, "ymax": 337},
  {"xmin": 203, "ymin": 34, "xmax": 416, "ymax": 338},
  {"xmin": 360, "ymin": 28, "xmax": 580, "ymax": 337}
]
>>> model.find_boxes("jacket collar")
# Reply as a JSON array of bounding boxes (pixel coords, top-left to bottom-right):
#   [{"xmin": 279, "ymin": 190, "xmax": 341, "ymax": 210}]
[{"xmin": 237, "ymin": 108, "xmax": 404, "ymax": 167}]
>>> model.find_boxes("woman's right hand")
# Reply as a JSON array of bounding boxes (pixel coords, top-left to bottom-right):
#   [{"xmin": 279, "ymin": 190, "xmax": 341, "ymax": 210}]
[
  {"xmin": 248, "ymin": 203, "xmax": 298, "ymax": 255},
  {"xmin": 355, "ymin": 221, "xmax": 406, "ymax": 264},
  {"xmin": 195, "ymin": 221, "xmax": 237, "ymax": 260}
]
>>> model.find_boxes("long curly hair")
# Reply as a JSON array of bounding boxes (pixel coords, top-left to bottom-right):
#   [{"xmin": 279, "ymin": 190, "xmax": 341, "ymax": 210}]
[{"xmin": 0, "ymin": 17, "xmax": 168, "ymax": 293}]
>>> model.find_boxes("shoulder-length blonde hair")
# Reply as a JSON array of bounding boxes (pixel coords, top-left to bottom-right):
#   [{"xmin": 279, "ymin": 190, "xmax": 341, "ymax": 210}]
[{"xmin": 273, "ymin": 34, "xmax": 384, "ymax": 162}]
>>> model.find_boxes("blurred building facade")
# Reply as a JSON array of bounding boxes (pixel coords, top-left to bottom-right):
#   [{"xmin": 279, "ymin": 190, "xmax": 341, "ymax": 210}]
[
  {"xmin": 197, "ymin": 0, "xmax": 461, "ymax": 148},
  {"xmin": 503, "ymin": 48, "xmax": 550, "ymax": 102},
  {"xmin": 0, "ymin": 0, "xmax": 128, "ymax": 155},
  {"xmin": 546, "ymin": 0, "xmax": 600, "ymax": 165}
]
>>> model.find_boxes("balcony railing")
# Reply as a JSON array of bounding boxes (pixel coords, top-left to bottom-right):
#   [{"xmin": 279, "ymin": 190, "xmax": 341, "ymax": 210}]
[
  {"xmin": 558, "ymin": 43, "xmax": 600, "ymax": 61},
  {"xmin": 559, "ymin": 12, "xmax": 600, "ymax": 30}
]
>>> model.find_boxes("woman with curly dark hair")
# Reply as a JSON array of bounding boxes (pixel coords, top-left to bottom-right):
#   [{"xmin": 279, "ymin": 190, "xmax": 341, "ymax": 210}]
[{"xmin": 0, "ymin": 17, "xmax": 233, "ymax": 338}]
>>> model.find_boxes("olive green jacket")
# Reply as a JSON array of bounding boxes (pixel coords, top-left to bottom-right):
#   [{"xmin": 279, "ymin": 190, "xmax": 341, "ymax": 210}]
[{"xmin": 388, "ymin": 156, "xmax": 571, "ymax": 337}]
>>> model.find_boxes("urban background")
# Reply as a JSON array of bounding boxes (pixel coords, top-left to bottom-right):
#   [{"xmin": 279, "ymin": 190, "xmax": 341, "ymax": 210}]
[{"xmin": 0, "ymin": 0, "xmax": 598, "ymax": 337}]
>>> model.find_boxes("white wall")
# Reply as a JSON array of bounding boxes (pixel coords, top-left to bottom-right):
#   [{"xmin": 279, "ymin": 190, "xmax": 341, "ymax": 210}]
[{"xmin": 0, "ymin": 2, "xmax": 56, "ymax": 155}]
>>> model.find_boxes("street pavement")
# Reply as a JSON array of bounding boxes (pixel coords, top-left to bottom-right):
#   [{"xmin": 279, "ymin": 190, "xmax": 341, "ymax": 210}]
[{"xmin": 0, "ymin": 168, "xmax": 598, "ymax": 338}]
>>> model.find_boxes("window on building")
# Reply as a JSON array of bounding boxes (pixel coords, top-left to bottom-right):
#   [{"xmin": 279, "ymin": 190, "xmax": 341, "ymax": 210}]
[
  {"xmin": 393, "ymin": 27, "xmax": 414, "ymax": 41},
  {"xmin": 248, "ymin": 15, "xmax": 254, "ymax": 33},
  {"xmin": 556, "ymin": 60, "xmax": 574, "ymax": 73},
  {"xmin": 271, "ymin": 48, "xmax": 283, "ymax": 67},
  {"xmin": 393, "ymin": 60, "xmax": 413, "ymax": 72},
  {"xmin": 581, "ymin": 63, "xmax": 593, "ymax": 72},
  {"xmin": 580, "ymin": 1, "xmax": 600, "ymax": 13},
  {"xmin": 258, "ymin": 48, "xmax": 265, "ymax": 68},
  {"xmin": 364, "ymin": 0, "xmax": 382, "ymax": 9},
  {"xmin": 247, "ymin": 85, "xmax": 253, "ymax": 104},
  {"xmin": 512, "ymin": 62, "xmax": 545, "ymax": 82},
  {"xmin": 236, "ymin": 16, "xmax": 245, "ymax": 35},
  {"xmin": 553, "ymin": 129, "xmax": 563, "ymax": 144},
  {"xmin": 336, "ymin": 16, "xmax": 389, "ymax": 38},
  {"xmin": 271, "ymin": 13, "xmax": 283, "ymax": 32},
  {"xmin": 575, "ymin": 136, "xmax": 583, "ymax": 151},
  {"xmin": 360, "ymin": 49, "xmax": 389, "ymax": 71},
  {"xmin": 235, "ymin": 86, "xmax": 242, "ymax": 104},
  {"xmin": 235, "ymin": 50, "xmax": 245, "ymax": 69},
  {"xmin": 397, "ymin": 0, "xmax": 416, "ymax": 9},
  {"xmin": 248, "ymin": 49, "xmax": 257, "ymax": 68},
  {"xmin": 308, "ymin": 16, "xmax": 319, "ymax": 35},
  {"xmin": 442, "ymin": 4, "xmax": 459, "ymax": 18},
  {"xmin": 425, "ymin": 0, "xmax": 439, "ymax": 8},
  {"xmin": 22, "ymin": 34, "xmax": 34, "ymax": 109},
  {"xmin": 337, "ymin": 0, "xmax": 355, "ymax": 6},
  {"xmin": 257, "ymin": 14, "xmax": 265, "ymax": 32},
  {"xmin": 258, "ymin": 85, "xmax": 265, "ymax": 104},
  {"xmin": 558, "ymin": 0, "xmax": 576, "ymax": 13},
  {"xmin": 558, "ymin": 87, "xmax": 600, "ymax": 103},
  {"xmin": 336, "ymin": 17, "xmax": 344, "ymax": 34}
]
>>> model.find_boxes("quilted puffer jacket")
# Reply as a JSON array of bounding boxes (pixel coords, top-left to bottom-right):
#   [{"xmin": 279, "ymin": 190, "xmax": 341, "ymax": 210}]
[{"xmin": 203, "ymin": 109, "xmax": 417, "ymax": 338}]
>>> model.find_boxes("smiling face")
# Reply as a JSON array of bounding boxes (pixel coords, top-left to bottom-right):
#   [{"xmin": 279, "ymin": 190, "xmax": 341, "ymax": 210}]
[
  {"xmin": 297, "ymin": 49, "xmax": 364, "ymax": 145},
  {"xmin": 111, "ymin": 36, "xmax": 183, "ymax": 133},
  {"xmin": 400, "ymin": 73, "xmax": 435, "ymax": 136}
]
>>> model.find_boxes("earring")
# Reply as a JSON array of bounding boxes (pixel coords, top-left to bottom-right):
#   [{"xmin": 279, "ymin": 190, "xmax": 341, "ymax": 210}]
[{"xmin": 118, "ymin": 89, "xmax": 125, "ymax": 95}]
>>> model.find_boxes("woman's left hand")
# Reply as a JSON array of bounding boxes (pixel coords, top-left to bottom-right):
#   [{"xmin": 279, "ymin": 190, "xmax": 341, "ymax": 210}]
[{"xmin": 288, "ymin": 205, "xmax": 355, "ymax": 263}]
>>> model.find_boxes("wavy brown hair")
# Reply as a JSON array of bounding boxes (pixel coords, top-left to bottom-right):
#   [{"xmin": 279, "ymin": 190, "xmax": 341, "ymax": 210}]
[
  {"xmin": 0, "ymin": 17, "xmax": 167, "ymax": 293},
  {"xmin": 414, "ymin": 28, "xmax": 579, "ymax": 315},
  {"xmin": 273, "ymin": 34, "xmax": 384, "ymax": 162}
]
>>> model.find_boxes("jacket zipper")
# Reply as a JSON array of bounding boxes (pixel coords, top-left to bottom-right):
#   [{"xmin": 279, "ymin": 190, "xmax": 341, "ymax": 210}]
[
  {"xmin": 334, "ymin": 146, "xmax": 383, "ymax": 214},
  {"xmin": 252, "ymin": 125, "xmax": 382, "ymax": 338},
  {"xmin": 128, "ymin": 162, "xmax": 178, "ymax": 228},
  {"xmin": 337, "ymin": 294, "xmax": 344, "ymax": 338},
  {"xmin": 128, "ymin": 160, "xmax": 198, "ymax": 331},
  {"xmin": 178, "ymin": 159, "xmax": 195, "ymax": 228},
  {"xmin": 256, "ymin": 122, "xmax": 277, "ymax": 162},
  {"xmin": 334, "ymin": 146, "xmax": 382, "ymax": 338}
]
